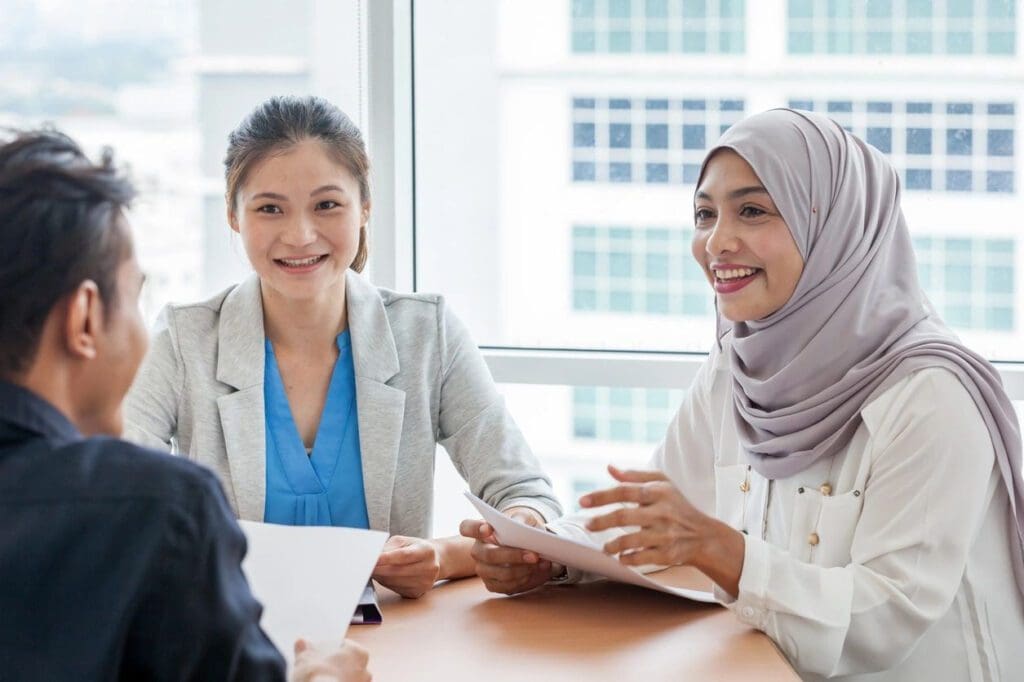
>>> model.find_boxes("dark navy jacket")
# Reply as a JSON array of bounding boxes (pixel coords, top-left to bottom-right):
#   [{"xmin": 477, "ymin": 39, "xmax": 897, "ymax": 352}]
[{"xmin": 0, "ymin": 381, "xmax": 286, "ymax": 680}]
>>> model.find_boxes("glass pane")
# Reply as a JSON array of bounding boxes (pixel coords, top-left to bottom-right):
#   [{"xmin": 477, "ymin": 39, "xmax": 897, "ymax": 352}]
[
  {"xmin": 1, "ymin": 1, "xmax": 362, "ymax": 326},
  {"xmin": 414, "ymin": 1, "xmax": 1021, "ymax": 360}
]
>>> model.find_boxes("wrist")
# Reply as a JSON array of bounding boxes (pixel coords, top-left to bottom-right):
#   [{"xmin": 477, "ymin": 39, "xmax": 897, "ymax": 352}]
[
  {"xmin": 433, "ymin": 537, "xmax": 452, "ymax": 580},
  {"xmin": 694, "ymin": 517, "xmax": 745, "ymax": 598}
]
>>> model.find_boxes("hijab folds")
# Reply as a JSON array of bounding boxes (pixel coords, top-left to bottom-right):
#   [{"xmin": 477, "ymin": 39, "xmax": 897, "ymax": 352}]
[{"xmin": 700, "ymin": 108, "xmax": 1024, "ymax": 592}]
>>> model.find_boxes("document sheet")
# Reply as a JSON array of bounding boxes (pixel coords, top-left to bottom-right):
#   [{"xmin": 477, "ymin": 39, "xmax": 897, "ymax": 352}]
[
  {"xmin": 238, "ymin": 521, "xmax": 388, "ymax": 660},
  {"xmin": 466, "ymin": 493, "xmax": 715, "ymax": 602}
]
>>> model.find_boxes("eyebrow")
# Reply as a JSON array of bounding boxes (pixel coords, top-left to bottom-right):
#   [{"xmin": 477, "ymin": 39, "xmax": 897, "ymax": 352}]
[
  {"xmin": 695, "ymin": 185, "xmax": 770, "ymax": 201},
  {"xmin": 251, "ymin": 191, "xmax": 288, "ymax": 202},
  {"xmin": 310, "ymin": 184, "xmax": 347, "ymax": 197},
  {"xmin": 249, "ymin": 186, "xmax": 348, "ymax": 202}
]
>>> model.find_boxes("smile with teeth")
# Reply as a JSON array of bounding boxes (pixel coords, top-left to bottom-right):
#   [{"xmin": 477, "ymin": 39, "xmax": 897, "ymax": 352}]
[
  {"xmin": 276, "ymin": 255, "xmax": 327, "ymax": 267},
  {"xmin": 715, "ymin": 267, "xmax": 760, "ymax": 281}
]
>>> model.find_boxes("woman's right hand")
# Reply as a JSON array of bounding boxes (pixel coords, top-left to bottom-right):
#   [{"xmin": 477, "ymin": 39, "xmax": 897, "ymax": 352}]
[
  {"xmin": 292, "ymin": 638, "xmax": 371, "ymax": 682},
  {"xmin": 459, "ymin": 518, "xmax": 560, "ymax": 595}
]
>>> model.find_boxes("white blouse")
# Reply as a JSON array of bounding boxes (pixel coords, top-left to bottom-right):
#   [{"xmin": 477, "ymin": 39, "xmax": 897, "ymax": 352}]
[{"xmin": 552, "ymin": 340, "xmax": 1024, "ymax": 681}]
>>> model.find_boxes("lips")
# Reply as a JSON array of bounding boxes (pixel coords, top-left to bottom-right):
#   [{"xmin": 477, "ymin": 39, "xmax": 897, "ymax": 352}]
[
  {"xmin": 274, "ymin": 254, "xmax": 328, "ymax": 273},
  {"xmin": 711, "ymin": 265, "xmax": 762, "ymax": 294}
]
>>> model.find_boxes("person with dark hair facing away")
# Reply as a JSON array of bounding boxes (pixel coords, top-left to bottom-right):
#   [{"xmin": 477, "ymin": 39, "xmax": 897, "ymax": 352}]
[
  {"xmin": 0, "ymin": 129, "xmax": 371, "ymax": 681},
  {"xmin": 123, "ymin": 95, "xmax": 562, "ymax": 598}
]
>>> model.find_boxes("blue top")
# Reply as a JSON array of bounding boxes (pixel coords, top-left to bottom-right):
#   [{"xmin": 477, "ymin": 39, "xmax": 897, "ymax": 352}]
[{"xmin": 263, "ymin": 330, "xmax": 370, "ymax": 528}]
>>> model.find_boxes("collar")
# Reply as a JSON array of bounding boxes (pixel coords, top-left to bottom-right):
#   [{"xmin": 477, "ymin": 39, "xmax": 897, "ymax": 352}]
[
  {"xmin": 0, "ymin": 380, "xmax": 81, "ymax": 443},
  {"xmin": 216, "ymin": 270, "xmax": 400, "ymax": 389}
]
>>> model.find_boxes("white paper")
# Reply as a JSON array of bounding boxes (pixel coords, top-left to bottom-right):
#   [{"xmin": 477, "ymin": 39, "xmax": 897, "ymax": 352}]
[
  {"xmin": 465, "ymin": 493, "xmax": 715, "ymax": 602},
  {"xmin": 238, "ymin": 521, "xmax": 388, "ymax": 661}
]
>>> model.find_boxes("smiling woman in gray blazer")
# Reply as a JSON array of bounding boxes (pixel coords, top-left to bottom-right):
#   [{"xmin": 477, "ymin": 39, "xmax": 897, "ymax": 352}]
[{"xmin": 123, "ymin": 95, "xmax": 561, "ymax": 599}]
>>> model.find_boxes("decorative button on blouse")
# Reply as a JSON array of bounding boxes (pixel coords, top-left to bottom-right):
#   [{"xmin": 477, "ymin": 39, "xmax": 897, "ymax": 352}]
[{"xmin": 808, "ymin": 532, "xmax": 820, "ymax": 546}]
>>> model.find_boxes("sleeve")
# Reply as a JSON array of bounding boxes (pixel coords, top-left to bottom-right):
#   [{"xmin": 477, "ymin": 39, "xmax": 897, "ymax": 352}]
[
  {"xmin": 722, "ymin": 369, "xmax": 998, "ymax": 677},
  {"xmin": 122, "ymin": 470, "xmax": 287, "ymax": 681},
  {"xmin": 123, "ymin": 306, "xmax": 183, "ymax": 452},
  {"xmin": 548, "ymin": 352, "xmax": 721, "ymax": 583},
  {"xmin": 435, "ymin": 300, "xmax": 563, "ymax": 523}
]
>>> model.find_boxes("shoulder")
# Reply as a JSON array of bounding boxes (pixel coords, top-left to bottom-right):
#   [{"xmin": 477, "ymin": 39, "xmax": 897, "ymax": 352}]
[
  {"xmin": 863, "ymin": 365, "xmax": 979, "ymax": 427},
  {"xmin": 861, "ymin": 365, "xmax": 994, "ymax": 459},
  {"xmin": 377, "ymin": 284, "xmax": 446, "ymax": 323},
  {"xmin": 154, "ymin": 282, "xmax": 240, "ymax": 340},
  {"xmin": 367, "ymin": 278, "xmax": 469, "ymax": 346},
  {"xmin": 65, "ymin": 437, "xmax": 226, "ymax": 512}
]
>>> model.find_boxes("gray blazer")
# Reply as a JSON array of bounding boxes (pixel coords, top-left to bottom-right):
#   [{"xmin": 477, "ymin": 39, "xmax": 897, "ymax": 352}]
[{"xmin": 123, "ymin": 270, "xmax": 561, "ymax": 536}]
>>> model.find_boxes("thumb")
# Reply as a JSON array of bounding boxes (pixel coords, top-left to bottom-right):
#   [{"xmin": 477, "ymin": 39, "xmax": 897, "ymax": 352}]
[{"xmin": 608, "ymin": 464, "xmax": 668, "ymax": 484}]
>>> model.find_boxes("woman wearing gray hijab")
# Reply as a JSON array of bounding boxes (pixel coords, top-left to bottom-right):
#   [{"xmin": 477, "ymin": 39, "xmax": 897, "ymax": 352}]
[{"xmin": 464, "ymin": 109, "xmax": 1024, "ymax": 680}]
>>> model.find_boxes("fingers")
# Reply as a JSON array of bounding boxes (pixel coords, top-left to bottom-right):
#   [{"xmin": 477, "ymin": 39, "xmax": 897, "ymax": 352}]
[
  {"xmin": 375, "ymin": 575, "xmax": 434, "ymax": 599},
  {"xmin": 602, "ymin": 529, "xmax": 663, "ymax": 555},
  {"xmin": 375, "ymin": 543, "xmax": 433, "ymax": 568},
  {"xmin": 293, "ymin": 639, "xmax": 373, "ymax": 682},
  {"xmin": 608, "ymin": 464, "xmax": 668, "ymax": 484},
  {"xmin": 585, "ymin": 505, "xmax": 648, "ymax": 532},
  {"xmin": 479, "ymin": 562, "xmax": 552, "ymax": 595},
  {"xmin": 617, "ymin": 548, "xmax": 667, "ymax": 567},
  {"xmin": 470, "ymin": 540, "xmax": 538, "ymax": 566},
  {"xmin": 578, "ymin": 483, "xmax": 648, "ymax": 509},
  {"xmin": 342, "ymin": 639, "xmax": 369, "ymax": 666},
  {"xmin": 458, "ymin": 519, "xmax": 495, "ymax": 542},
  {"xmin": 476, "ymin": 559, "xmax": 548, "ymax": 584},
  {"xmin": 373, "ymin": 561, "xmax": 437, "ymax": 578}
]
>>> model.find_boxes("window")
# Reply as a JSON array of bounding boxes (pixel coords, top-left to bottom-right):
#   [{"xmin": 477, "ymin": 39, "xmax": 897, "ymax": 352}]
[
  {"xmin": 790, "ymin": 98, "xmax": 1015, "ymax": 193},
  {"xmin": 787, "ymin": 0, "xmax": 1017, "ymax": 55},
  {"xmin": 571, "ymin": 96, "xmax": 745, "ymax": 185},
  {"xmin": 915, "ymin": 236, "xmax": 1016, "ymax": 332},
  {"xmin": 0, "ymin": 0, "xmax": 363, "ymax": 323},
  {"xmin": 572, "ymin": 0, "xmax": 746, "ymax": 54},
  {"xmin": 573, "ymin": 385, "xmax": 685, "ymax": 442},
  {"xmin": 408, "ymin": 1, "xmax": 1024, "ymax": 532},
  {"xmin": 572, "ymin": 225, "xmax": 711, "ymax": 316}
]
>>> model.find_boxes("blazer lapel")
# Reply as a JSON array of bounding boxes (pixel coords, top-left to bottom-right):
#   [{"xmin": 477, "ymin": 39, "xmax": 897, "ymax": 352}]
[
  {"xmin": 215, "ymin": 275, "xmax": 268, "ymax": 522},
  {"xmin": 346, "ymin": 270, "xmax": 405, "ymax": 533}
]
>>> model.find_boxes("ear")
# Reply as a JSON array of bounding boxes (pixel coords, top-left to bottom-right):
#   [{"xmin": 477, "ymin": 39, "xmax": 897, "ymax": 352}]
[
  {"xmin": 361, "ymin": 200, "xmax": 372, "ymax": 227},
  {"xmin": 227, "ymin": 201, "xmax": 241, "ymax": 234},
  {"xmin": 63, "ymin": 280, "xmax": 104, "ymax": 361}
]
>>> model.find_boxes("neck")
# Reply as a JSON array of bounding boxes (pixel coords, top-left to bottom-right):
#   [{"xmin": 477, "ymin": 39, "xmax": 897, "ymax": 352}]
[
  {"xmin": 14, "ymin": 355, "xmax": 95, "ymax": 434},
  {"xmin": 261, "ymin": 275, "xmax": 349, "ymax": 353}
]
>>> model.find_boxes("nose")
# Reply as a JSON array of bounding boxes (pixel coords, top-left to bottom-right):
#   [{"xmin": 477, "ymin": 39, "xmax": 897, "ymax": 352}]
[
  {"xmin": 703, "ymin": 212, "xmax": 741, "ymax": 258},
  {"xmin": 280, "ymin": 212, "xmax": 317, "ymax": 248}
]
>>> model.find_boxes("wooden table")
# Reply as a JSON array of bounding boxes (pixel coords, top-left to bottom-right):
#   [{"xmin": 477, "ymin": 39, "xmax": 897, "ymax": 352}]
[{"xmin": 348, "ymin": 567, "xmax": 798, "ymax": 681}]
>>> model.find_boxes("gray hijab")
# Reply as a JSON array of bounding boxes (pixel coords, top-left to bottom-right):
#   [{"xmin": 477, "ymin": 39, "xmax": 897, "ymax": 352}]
[{"xmin": 700, "ymin": 108, "xmax": 1024, "ymax": 590}]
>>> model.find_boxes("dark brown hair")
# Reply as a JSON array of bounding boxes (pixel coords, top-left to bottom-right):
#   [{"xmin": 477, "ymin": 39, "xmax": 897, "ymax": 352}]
[
  {"xmin": 224, "ymin": 95, "xmax": 370, "ymax": 272},
  {"xmin": 0, "ymin": 128, "xmax": 134, "ymax": 377}
]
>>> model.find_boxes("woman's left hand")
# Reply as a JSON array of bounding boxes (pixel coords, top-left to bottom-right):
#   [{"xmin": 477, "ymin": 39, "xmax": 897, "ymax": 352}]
[
  {"xmin": 580, "ymin": 465, "xmax": 744, "ymax": 595},
  {"xmin": 373, "ymin": 535, "xmax": 442, "ymax": 599}
]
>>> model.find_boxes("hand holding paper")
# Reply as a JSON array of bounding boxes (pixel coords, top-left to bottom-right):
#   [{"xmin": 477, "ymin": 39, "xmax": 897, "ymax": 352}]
[
  {"xmin": 460, "ymin": 507, "xmax": 558, "ymax": 595},
  {"xmin": 464, "ymin": 492, "xmax": 715, "ymax": 602}
]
